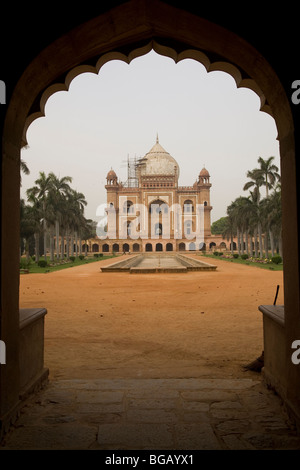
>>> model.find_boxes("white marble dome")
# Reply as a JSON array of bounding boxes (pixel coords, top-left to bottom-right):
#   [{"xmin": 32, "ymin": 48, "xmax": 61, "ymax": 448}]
[{"xmin": 140, "ymin": 136, "xmax": 180, "ymax": 177}]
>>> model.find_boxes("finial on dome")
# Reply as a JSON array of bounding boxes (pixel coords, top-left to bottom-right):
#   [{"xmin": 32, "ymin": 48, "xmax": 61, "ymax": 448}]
[{"xmin": 156, "ymin": 133, "xmax": 159, "ymax": 144}]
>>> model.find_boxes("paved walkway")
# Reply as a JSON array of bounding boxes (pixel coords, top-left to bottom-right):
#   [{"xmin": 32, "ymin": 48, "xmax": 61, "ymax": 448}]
[{"xmin": 1, "ymin": 375, "xmax": 300, "ymax": 450}]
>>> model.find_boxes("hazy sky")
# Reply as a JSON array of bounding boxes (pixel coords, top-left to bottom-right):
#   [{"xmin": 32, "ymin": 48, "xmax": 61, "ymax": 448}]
[{"xmin": 21, "ymin": 50, "xmax": 280, "ymax": 223}]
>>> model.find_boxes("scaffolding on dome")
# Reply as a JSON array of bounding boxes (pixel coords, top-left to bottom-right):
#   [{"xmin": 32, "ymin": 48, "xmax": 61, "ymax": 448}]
[{"xmin": 123, "ymin": 154, "xmax": 147, "ymax": 188}]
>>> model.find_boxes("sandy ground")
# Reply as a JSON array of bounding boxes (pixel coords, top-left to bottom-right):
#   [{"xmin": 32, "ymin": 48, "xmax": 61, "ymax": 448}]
[{"xmin": 19, "ymin": 254, "xmax": 284, "ymax": 381}]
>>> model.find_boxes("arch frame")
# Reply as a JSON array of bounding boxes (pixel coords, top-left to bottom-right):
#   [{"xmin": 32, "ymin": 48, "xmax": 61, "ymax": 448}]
[{"xmin": 1, "ymin": 0, "xmax": 300, "ymax": 432}]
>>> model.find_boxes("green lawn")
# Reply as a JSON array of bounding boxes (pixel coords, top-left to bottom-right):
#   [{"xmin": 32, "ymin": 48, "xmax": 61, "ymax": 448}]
[
  {"xmin": 20, "ymin": 254, "xmax": 118, "ymax": 274},
  {"xmin": 200, "ymin": 253, "xmax": 283, "ymax": 271}
]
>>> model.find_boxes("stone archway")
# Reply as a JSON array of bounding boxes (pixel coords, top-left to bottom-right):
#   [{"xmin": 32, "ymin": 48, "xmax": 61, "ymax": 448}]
[
  {"xmin": 92, "ymin": 243, "xmax": 99, "ymax": 252},
  {"xmin": 112, "ymin": 243, "xmax": 119, "ymax": 252},
  {"xmin": 133, "ymin": 243, "xmax": 140, "ymax": 252},
  {"xmin": 1, "ymin": 0, "xmax": 299, "ymax": 432}
]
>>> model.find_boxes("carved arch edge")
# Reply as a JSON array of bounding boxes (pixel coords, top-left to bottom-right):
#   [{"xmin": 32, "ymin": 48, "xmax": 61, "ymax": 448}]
[{"xmin": 22, "ymin": 40, "xmax": 272, "ymax": 147}]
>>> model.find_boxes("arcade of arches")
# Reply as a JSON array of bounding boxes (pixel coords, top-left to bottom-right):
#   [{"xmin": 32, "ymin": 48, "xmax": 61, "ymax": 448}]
[{"xmin": 1, "ymin": 1, "xmax": 300, "ymax": 437}]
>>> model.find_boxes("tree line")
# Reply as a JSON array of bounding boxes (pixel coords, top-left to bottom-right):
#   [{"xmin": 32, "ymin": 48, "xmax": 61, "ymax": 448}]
[
  {"xmin": 212, "ymin": 156, "xmax": 282, "ymax": 259},
  {"xmin": 20, "ymin": 168, "xmax": 96, "ymax": 262}
]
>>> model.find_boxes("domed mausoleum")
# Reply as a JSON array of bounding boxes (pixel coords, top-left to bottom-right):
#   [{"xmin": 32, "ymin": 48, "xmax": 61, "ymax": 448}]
[{"xmin": 89, "ymin": 137, "xmax": 228, "ymax": 253}]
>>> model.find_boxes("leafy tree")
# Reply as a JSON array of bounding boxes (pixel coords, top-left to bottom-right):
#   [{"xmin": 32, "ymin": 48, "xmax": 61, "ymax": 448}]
[
  {"xmin": 20, "ymin": 199, "xmax": 40, "ymax": 261},
  {"xmin": 211, "ymin": 217, "xmax": 228, "ymax": 235}
]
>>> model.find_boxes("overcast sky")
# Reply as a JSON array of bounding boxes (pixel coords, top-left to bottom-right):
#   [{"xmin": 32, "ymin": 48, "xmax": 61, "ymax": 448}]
[{"xmin": 20, "ymin": 50, "xmax": 280, "ymax": 223}]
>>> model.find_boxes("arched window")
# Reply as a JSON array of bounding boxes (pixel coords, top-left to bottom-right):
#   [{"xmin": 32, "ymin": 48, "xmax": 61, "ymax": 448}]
[
  {"xmin": 149, "ymin": 199, "xmax": 168, "ymax": 214},
  {"xmin": 184, "ymin": 200, "xmax": 194, "ymax": 213},
  {"xmin": 184, "ymin": 220, "xmax": 192, "ymax": 236},
  {"xmin": 124, "ymin": 200, "xmax": 134, "ymax": 214}
]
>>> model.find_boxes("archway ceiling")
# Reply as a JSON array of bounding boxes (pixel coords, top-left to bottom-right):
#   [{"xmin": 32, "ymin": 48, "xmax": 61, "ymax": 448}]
[
  {"xmin": 11, "ymin": 0, "xmax": 291, "ymax": 148},
  {"xmin": 23, "ymin": 38, "xmax": 271, "ymax": 147}
]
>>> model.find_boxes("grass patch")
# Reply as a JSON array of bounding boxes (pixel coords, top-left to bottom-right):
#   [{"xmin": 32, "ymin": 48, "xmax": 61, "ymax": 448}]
[
  {"xmin": 200, "ymin": 253, "xmax": 283, "ymax": 271},
  {"xmin": 20, "ymin": 254, "xmax": 117, "ymax": 274}
]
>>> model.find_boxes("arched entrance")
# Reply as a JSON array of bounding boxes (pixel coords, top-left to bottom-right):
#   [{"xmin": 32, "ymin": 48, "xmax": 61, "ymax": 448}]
[
  {"xmin": 156, "ymin": 243, "xmax": 163, "ymax": 252},
  {"xmin": 133, "ymin": 243, "xmax": 140, "ymax": 252},
  {"xmin": 1, "ymin": 1, "xmax": 299, "ymax": 432},
  {"xmin": 123, "ymin": 243, "xmax": 129, "ymax": 253},
  {"xmin": 145, "ymin": 243, "xmax": 153, "ymax": 252},
  {"xmin": 112, "ymin": 243, "xmax": 119, "ymax": 252}
]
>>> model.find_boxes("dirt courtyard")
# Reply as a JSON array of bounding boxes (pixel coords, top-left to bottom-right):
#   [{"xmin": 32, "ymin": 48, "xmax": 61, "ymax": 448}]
[{"xmin": 19, "ymin": 254, "xmax": 284, "ymax": 382}]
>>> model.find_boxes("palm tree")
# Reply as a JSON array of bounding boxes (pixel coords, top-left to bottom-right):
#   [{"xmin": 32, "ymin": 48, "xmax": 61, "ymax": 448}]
[
  {"xmin": 20, "ymin": 159, "xmax": 30, "ymax": 186},
  {"xmin": 267, "ymin": 184, "xmax": 282, "ymax": 257},
  {"xmin": 26, "ymin": 171, "xmax": 52, "ymax": 261},
  {"xmin": 243, "ymin": 170, "xmax": 265, "ymax": 258},
  {"xmin": 255, "ymin": 156, "xmax": 281, "ymax": 198},
  {"xmin": 24, "ymin": 193, "xmax": 43, "ymax": 262},
  {"xmin": 48, "ymin": 173, "xmax": 72, "ymax": 260},
  {"xmin": 227, "ymin": 197, "xmax": 254, "ymax": 255},
  {"xmin": 21, "ymin": 159, "xmax": 30, "ymax": 176},
  {"xmin": 226, "ymin": 202, "xmax": 238, "ymax": 254},
  {"xmin": 81, "ymin": 219, "xmax": 97, "ymax": 256},
  {"xmin": 62, "ymin": 190, "xmax": 87, "ymax": 258},
  {"xmin": 69, "ymin": 190, "xmax": 87, "ymax": 256},
  {"xmin": 248, "ymin": 188, "xmax": 265, "ymax": 258},
  {"xmin": 20, "ymin": 199, "xmax": 40, "ymax": 261}
]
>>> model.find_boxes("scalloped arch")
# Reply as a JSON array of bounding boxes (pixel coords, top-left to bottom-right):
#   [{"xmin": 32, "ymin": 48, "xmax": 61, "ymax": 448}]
[{"xmin": 22, "ymin": 40, "xmax": 273, "ymax": 146}]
